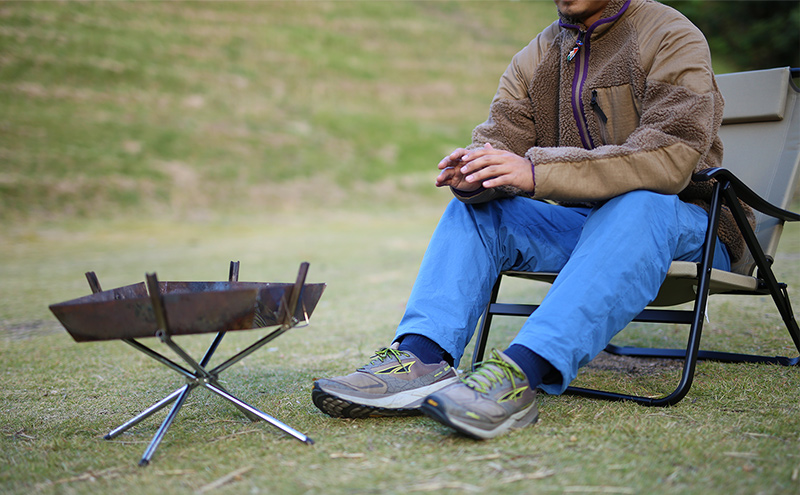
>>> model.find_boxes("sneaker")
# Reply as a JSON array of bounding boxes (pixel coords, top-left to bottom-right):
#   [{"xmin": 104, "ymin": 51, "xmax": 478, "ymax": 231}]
[
  {"xmin": 420, "ymin": 349, "xmax": 538, "ymax": 439},
  {"xmin": 312, "ymin": 344, "xmax": 459, "ymax": 419}
]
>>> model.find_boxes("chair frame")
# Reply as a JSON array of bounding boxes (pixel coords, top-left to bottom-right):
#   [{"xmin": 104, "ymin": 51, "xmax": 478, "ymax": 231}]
[{"xmin": 472, "ymin": 73, "xmax": 800, "ymax": 407}]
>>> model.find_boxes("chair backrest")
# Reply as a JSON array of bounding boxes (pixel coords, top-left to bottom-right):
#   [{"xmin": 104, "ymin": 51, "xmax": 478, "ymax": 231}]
[{"xmin": 716, "ymin": 67, "xmax": 800, "ymax": 275}]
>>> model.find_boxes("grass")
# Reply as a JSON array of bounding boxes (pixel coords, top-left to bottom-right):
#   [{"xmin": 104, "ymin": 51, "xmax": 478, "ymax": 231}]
[
  {"xmin": 1, "ymin": 204, "xmax": 799, "ymax": 495},
  {"xmin": 0, "ymin": 1, "xmax": 740, "ymax": 222},
  {"xmin": 0, "ymin": 1, "xmax": 558, "ymax": 221},
  {"xmin": 1, "ymin": 1, "xmax": 798, "ymax": 494}
]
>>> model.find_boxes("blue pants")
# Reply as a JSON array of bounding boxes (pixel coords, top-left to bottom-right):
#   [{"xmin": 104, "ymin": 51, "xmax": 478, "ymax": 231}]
[{"xmin": 394, "ymin": 191, "xmax": 731, "ymax": 395}]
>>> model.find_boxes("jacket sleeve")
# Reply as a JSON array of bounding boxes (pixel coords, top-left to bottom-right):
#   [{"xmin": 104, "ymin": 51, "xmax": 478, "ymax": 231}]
[
  {"xmin": 451, "ymin": 26, "xmax": 557, "ymax": 204},
  {"xmin": 530, "ymin": 16, "xmax": 723, "ymax": 203}
]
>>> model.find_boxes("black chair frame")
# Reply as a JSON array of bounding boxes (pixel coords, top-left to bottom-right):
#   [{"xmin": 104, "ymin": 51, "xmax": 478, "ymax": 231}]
[{"xmin": 473, "ymin": 168, "xmax": 800, "ymax": 406}]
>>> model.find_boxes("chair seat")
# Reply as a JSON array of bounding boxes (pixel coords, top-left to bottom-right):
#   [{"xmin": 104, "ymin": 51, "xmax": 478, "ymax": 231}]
[
  {"xmin": 502, "ymin": 261, "xmax": 760, "ymax": 308},
  {"xmin": 654, "ymin": 261, "xmax": 760, "ymax": 306}
]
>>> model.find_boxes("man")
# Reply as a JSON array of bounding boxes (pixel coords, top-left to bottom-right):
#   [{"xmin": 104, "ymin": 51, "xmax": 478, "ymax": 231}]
[{"xmin": 312, "ymin": 0, "xmax": 748, "ymax": 439}]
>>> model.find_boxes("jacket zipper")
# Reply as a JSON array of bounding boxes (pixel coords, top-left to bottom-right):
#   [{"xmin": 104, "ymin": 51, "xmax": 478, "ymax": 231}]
[
  {"xmin": 570, "ymin": 30, "xmax": 595, "ymax": 149},
  {"xmin": 563, "ymin": 0, "xmax": 631, "ymax": 150}
]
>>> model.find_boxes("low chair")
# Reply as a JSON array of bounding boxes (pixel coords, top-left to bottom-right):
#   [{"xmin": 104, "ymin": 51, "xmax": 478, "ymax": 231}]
[{"xmin": 472, "ymin": 67, "xmax": 800, "ymax": 406}]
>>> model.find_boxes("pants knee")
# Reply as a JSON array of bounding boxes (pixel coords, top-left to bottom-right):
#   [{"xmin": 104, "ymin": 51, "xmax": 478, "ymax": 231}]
[
  {"xmin": 594, "ymin": 191, "xmax": 684, "ymax": 229},
  {"xmin": 604, "ymin": 190, "xmax": 677, "ymax": 212},
  {"xmin": 442, "ymin": 197, "xmax": 506, "ymax": 230},
  {"xmin": 442, "ymin": 197, "xmax": 473, "ymax": 219}
]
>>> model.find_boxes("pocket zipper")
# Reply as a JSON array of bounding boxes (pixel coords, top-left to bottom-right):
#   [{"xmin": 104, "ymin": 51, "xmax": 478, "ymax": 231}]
[
  {"xmin": 590, "ymin": 89, "xmax": 608, "ymax": 124},
  {"xmin": 590, "ymin": 89, "xmax": 610, "ymax": 144}
]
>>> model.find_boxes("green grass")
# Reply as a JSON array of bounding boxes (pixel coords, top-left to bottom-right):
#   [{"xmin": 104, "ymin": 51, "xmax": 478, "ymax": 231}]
[
  {"xmin": 0, "ymin": 0, "xmax": 744, "ymax": 221},
  {"xmin": 0, "ymin": 1, "xmax": 558, "ymax": 221},
  {"xmin": 2, "ymin": 2, "xmax": 799, "ymax": 494},
  {"xmin": 1, "ymin": 205, "xmax": 799, "ymax": 495}
]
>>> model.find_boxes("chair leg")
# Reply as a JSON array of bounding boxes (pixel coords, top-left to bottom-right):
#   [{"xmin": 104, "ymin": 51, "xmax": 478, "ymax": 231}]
[
  {"xmin": 472, "ymin": 276, "xmax": 504, "ymax": 371},
  {"xmin": 565, "ymin": 303, "xmax": 707, "ymax": 406},
  {"xmin": 775, "ymin": 285, "xmax": 800, "ymax": 357},
  {"xmin": 753, "ymin": 268, "xmax": 800, "ymax": 359},
  {"xmin": 720, "ymin": 184, "xmax": 800, "ymax": 357},
  {"xmin": 604, "ymin": 342, "xmax": 800, "ymax": 366},
  {"xmin": 568, "ymin": 183, "xmax": 725, "ymax": 406}
]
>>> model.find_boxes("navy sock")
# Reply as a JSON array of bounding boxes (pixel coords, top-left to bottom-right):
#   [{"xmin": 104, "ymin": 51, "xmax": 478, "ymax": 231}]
[
  {"xmin": 502, "ymin": 344, "xmax": 556, "ymax": 389},
  {"xmin": 396, "ymin": 334, "xmax": 453, "ymax": 366}
]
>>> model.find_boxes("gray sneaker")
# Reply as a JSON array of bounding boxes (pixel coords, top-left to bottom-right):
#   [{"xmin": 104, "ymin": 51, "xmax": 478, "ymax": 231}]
[
  {"xmin": 420, "ymin": 349, "xmax": 538, "ymax": 439},
  {"xmin": 312, "ymin": 344, "xmax": 459, "ymax": 418}
]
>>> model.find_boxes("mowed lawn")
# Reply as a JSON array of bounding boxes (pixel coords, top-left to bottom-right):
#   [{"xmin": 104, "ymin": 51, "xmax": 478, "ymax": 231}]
[
  {"xmin": 1, "ymin": 204, "xmax": 799, "ymax": 495},
  {"xmin": 1, "ymin": 2, "xmax": 798, "ymax": 494}
]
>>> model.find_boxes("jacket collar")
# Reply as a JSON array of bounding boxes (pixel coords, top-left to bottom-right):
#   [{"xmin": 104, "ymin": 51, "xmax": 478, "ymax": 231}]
[{"xmin": 558, "ymin": 0, "xmax": 632, "ymax": 35}]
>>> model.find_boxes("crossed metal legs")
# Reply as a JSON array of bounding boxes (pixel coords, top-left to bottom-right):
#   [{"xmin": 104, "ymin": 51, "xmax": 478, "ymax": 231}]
[
  {"xmin": 105, "ymin": 333, "xmax": 313, "ymax": 466},
  {"xmin": 86, "ymin": 262, "xmax": 314, "ymax": 467}
]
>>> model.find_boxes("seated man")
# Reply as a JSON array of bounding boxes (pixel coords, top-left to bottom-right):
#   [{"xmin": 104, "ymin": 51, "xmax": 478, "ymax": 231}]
[{"xmin": 312, "ymin": 0, "xmax": 749, "ymax": 439}]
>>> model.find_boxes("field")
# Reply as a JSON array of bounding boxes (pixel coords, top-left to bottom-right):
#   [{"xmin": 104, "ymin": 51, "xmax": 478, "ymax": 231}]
[
  {"xmin": 0, "ymin": 1, "xmax": 563, "ymax": 221},
  {"xmin": 1, "ymin": 2, "xmax": 798, "ymax": 494}
]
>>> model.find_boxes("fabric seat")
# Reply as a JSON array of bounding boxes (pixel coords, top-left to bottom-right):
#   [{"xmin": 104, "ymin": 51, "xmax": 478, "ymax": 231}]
[{"xmin": 472, "ymin": 67, "xmax": 800, "ymax": 406}]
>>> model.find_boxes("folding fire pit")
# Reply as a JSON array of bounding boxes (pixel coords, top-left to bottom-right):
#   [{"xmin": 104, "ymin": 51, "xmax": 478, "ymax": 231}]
[{"xmin": 49, "ymin": 261, "xmax": 325, "ymax": 466}]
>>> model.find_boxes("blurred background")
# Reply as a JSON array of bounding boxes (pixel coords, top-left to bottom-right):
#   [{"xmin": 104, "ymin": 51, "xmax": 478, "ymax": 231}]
[{"xmin": 1, "ymin": 0, "xmax": 797, "ymax": 224}]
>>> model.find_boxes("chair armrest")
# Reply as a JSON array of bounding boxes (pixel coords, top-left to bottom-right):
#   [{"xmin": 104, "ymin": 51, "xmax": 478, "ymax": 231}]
[{"xmin": 692, "ymin": 167, "xmax": 800, "ymax": 222}]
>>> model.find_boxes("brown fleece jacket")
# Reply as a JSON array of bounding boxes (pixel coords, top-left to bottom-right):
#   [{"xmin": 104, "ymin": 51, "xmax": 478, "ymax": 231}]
[{"xmin": 455, "ymin": 0, "xmax": 752, "ymax": 263}]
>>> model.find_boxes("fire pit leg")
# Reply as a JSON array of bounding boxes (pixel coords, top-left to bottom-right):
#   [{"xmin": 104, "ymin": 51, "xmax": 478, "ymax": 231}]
[
  {"xmin": 204, "ymin": 382, "xmax": 314, "ymax": 445},
  {"xmin": 196, "ymin": 262, "xmax": 260, "ymax": 423},
  {"xmin": 104, "ymin": 387, "xmax": 185, "ymax": 440},
  {"xmin": 139, "ymin": 383, "xmax": 195, "ymax": 467}
]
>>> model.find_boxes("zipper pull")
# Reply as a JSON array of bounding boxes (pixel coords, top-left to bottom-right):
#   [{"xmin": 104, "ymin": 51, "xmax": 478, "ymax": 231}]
[{"xmin": 567, "ymin": 31, "xmax": 585, "ymax": 62}]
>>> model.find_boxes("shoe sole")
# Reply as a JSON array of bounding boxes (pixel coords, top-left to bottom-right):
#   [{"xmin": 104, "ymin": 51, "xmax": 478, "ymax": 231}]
[
  {"xmin": 420, "ymin": 400, "xmax": 539, "ymax": 440},
  {"xmin": 312, "ymin": 377, "xmax": 459, "ymax": 419},
  {"xmin": 312, "ymin": 385, "xmax": 421, "ymax": 418}
]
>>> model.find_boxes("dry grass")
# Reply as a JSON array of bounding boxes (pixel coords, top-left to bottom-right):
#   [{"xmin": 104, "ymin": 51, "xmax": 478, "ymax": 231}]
[{"xmin": 1, "ymin": 204, "xmax": 799, "ymax": 495}]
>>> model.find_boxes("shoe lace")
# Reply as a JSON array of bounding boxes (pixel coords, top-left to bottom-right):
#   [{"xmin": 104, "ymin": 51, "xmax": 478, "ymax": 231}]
[
  {"xmin": 368, "ymin": 347, "xmax": 410, "ymax": 367},
  {"xmin": 462, "ymin": 350, "xmax": 526, "ymax": 395}
]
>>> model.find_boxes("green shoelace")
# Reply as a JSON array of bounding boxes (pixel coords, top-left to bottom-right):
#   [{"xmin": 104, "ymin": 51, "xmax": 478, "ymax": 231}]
[
  {"xmin": 462, "ymin": 350, "xmax": 526, "ymax": 394},
  {"xmin": 368, "ymin": 347, "xmax": 410, "ymax": 367}
]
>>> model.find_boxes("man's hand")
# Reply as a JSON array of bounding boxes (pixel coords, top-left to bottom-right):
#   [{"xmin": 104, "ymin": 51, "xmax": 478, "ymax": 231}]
[
  {"xmin": 435, "ymin": 143, "xmax": 534, "ymax": 193},
  {"xmin": 435, "ymin": 147, "xmax": 479, "ymax": 191}
]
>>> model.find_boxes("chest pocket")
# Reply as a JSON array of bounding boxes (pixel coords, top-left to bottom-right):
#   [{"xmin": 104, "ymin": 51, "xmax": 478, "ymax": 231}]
[{"xmin": 590, "ymin": 84, "xmax": 642, "ymax": 145}]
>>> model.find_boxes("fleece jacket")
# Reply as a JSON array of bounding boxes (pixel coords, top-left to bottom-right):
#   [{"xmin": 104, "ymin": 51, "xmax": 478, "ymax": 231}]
[{"xmin": 454, "ymin": 0, "xmax": 752, "ymax": 264}]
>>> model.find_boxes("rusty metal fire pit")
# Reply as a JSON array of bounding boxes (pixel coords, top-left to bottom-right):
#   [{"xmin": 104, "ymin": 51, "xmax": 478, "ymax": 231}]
[{"xmin": 49, "ymin": 261, "xmax": 325, "ymax": 466}]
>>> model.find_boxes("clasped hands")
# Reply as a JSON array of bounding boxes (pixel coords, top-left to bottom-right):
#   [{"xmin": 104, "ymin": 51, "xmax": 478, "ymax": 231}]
[{"xmin": 435, "ymin": 143, "xmax": 535, "ymax": 193}]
